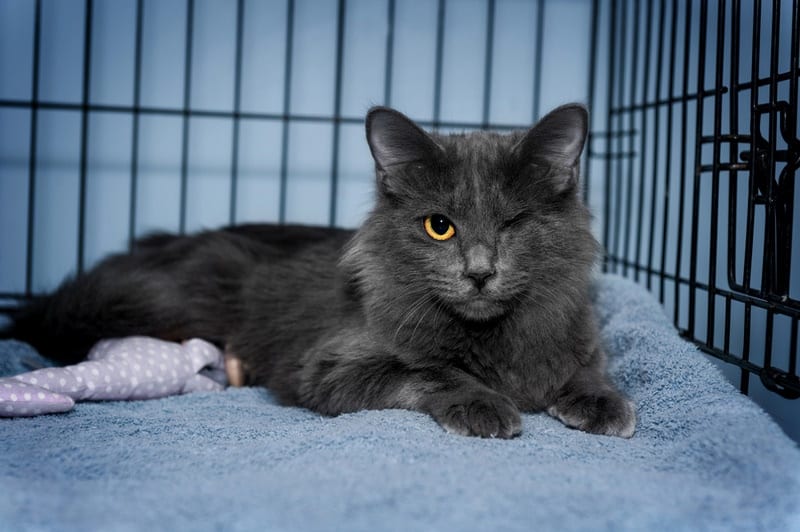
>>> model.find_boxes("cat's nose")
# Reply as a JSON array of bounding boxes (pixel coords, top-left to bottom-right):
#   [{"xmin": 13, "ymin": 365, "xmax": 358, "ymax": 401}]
[
  {"xmin": 464, "ymin": 244, "xmax": 496, "ymax": 290},
  {"xmin": 466, "ymin": 269, "xmax": 495, "ymax": 290}
]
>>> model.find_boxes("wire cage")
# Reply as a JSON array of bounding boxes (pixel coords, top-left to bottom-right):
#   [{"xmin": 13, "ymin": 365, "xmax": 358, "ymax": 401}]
[
  {"xmin": 591, "ymin": 0, "xmax": 800, "ymax": 407},
  {"xmin": 0, "ymin": 0, "xmax": 797, "ymax": 434}
]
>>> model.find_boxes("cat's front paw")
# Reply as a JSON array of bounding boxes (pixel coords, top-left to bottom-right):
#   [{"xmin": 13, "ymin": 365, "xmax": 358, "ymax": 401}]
[
  {"xmin": 435, "ymin": 393, "xmax": 522, "ymax": 439},
  {"xmin": 548, "ymin": 391, "xmax": 636, "ymax": 438}
]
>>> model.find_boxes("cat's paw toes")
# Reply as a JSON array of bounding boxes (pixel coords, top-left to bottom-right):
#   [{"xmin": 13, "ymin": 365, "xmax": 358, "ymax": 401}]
[
  {"xmin": 548, "ymin": 392, "xmax": 636, "ymax": 438},
  {"xmin": 438, "ymin": 394, "xmax": 522, "ymax": 439}
]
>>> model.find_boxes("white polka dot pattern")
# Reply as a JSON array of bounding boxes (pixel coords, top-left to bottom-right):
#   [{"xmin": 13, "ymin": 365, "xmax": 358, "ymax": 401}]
[{"xmin": 0, "ymin": 337, "xmax": 226, "ymax": 417}]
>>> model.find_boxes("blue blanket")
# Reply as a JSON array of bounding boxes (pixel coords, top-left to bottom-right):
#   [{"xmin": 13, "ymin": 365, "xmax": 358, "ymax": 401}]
[{"xmin": 2, "ymin": 275, "xmax": 799, "ymax": 531}]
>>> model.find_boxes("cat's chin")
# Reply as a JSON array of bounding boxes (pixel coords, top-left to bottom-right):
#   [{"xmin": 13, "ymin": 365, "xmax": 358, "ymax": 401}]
[{"xmin": 451, "ymin": 297, "xmax": 507, "ymax": 322}]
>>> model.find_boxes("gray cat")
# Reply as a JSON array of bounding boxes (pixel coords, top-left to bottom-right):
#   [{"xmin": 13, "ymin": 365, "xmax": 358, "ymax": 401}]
[{"xmin": 4, "ymin": 104, "xmax": 636, "ymax": 439}]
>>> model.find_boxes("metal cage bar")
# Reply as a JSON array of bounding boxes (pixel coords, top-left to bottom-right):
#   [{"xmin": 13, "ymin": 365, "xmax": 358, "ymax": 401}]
[
  {"xmin": 278, "ymin": 0, "xmax": 295, "ymax": 224},
  {"xmin": 228, "ymin": 0, "xmax": 246, "ymax": 225},
  {"xmin": 76, "ymin": 0, "xmax": 93, "ymax": 273},
  {"xmin": 178, "ymin": 0, "xmax": 195, "ymax": 234},
  {"xmin": 127, "ymin": 0, "xmax": 144, "ymax": 249},
  {"xmin": 24, "ymin": 0, "xmax": 42, "ymax": 298}
]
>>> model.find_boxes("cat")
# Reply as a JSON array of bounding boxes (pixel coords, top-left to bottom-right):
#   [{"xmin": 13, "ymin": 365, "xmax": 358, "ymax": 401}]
[{"xmin": 3, "ymin": 104, "xmax": 636, "ymax": 439}]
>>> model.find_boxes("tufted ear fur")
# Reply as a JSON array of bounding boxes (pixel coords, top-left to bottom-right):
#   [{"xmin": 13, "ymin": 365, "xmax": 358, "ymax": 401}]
[
  {"xmin": 511, "ymin": 104, "xmax": 588, "ymax": 194},
  {"xmin": 365, "ymin": 107, "xmax": 443, "ymax": 170}
]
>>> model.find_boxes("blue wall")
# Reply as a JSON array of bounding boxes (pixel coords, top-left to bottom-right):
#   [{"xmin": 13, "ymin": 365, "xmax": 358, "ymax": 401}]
[{"xmin": 0, "ymin": 0, "xmax": 592, "ymax": 292}]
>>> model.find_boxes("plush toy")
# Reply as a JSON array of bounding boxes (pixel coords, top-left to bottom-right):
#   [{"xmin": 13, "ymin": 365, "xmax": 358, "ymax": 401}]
[{"xmin": 0, "ymin": 337, "xmax": 234, "ymax": 417}]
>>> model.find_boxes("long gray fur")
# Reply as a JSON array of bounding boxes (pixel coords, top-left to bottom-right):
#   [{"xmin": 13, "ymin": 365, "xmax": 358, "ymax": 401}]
[{"xmin": 4, "ymin": 105, "xmax": 635, "ymax": 439}]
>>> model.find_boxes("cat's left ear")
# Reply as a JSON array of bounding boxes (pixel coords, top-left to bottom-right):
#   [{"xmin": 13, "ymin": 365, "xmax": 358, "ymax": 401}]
[
  {"xmin": 511, "ymin": 104, "xmax": 588, "ymax": 194},
  {"xmin": 365, "ymin": 107, "xmax": 443, "ymax": 170}
]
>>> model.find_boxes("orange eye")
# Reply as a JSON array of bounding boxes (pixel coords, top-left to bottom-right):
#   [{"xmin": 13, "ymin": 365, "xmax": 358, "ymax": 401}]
[{"xmin": 424, "ymin": 214, "xmax": 456, "ymax": 241}]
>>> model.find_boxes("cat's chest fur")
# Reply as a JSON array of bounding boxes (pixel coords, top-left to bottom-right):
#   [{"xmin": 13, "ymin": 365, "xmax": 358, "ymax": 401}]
[{"xmin": 390, "ymin": 309, "xmax": 582, "ymax": 411}]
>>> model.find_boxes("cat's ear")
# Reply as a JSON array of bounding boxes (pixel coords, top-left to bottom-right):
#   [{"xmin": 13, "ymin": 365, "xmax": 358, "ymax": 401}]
[
  {"xmin": 365, "ymin": 107, "xmax": 443, "ymax": 171},
  {"xmin": 511, "ymin": 104, "xmax": 588, "ymax": 194}
]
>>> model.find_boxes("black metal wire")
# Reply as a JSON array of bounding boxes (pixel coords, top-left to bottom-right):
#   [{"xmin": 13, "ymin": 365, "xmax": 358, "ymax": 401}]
[
  {"xmin": 762, "ymin": 0, "xmax": 782, "ymax": 371},
  {"xmin": 383, "ymin": 0, "xmax": 396, "ymax": 106},
  {"xmin": 673, "ymin": 0, "xmax": 693, "ymax": 326},
  {"xmin": 726, "ymin": 0, "xmax": 741, "ymax": 297},
  {"xmin": 229, "ymin": 0, "xmax": 245, "ymax": 225},
  {"xmin": 179, "ymin": 0, "xmax": 195, "ymax": 234},
  {"xmin": 645, "ymin": 0, "xmax": 666, "ymax": 293},
  {"xmin": 584, "ymin": 0, "xmax": 599, "ymax": 204},
  {"xmin": 633, "ymin": 0, "xmax": 652, "ymax": 284},
  {"xmin": 622, "ymin": 0, "xmax": 641, "ymax": 279},
  {"xmin": 481, "ymin": 0, "xmax": 495, "ymax": 130},
  {"xmin": 739, "ymin": 0, "xmax": 763, "ymax": 394},
  {"xmin": 601, "ymin": 0, "xmax": 618, "ymax": 271},
  {"xmin": 0, "ymin": 99, "xmax": 536, "ymax": 131},
  {"xmin": 328, "ymin": 0, "xmax": 346, "ymax": 227},
  {"xmin": 24, "ymin": 0, "xmax": 42, "ymax": 297},
  {"xmin": 743, "ymin": 0, "xmax": 762, "ymax": 293},
  {"xmin": 611, "ymin": 0, "xmax": 628, "ymax": 274},
  {"xmin": 694, "ymin": 10, "xmax": 714, "ymax": 321},
  {"xmin": 76, "ymin": 0, "xmax": 94, "ymax": 274},
  {"xmin": 727, "ymin": 0, "xmax": 742, "ymax": 386},
  {"xmin": 278, "ymin": 0, "xmax": 295, "ymax": 223},
  {"xmin": 791, "ymin": 319, "xmax": 798, "ymax": 377},
  {"xmin": 705, "ymin": 0, "xmax": 728, "ymax": 348},
  {"xmin": 610, "ymin": 86, "xmax": 737, "ymax": 113},
  {"xmin": 658, "ymin": 0, "xmax": 679, "ymax": 304},
  {"xmin": 532, "ymin": 0, "xmax": 545, "ymax": 122},
  {"xmin": 127, "ymin": 0, "xmax": 144, "ymax": 248},
  {"xmin": 788, "ymin": 3, "xmax": 800, "ymax": 380},
  {"xmin": 432, "ymin": 0, "xmax": 445, "ymax": 129}
]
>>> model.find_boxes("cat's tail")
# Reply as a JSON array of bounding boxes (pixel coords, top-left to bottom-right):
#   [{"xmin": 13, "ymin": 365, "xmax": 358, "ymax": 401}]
[
  {"xmin": 1, "ymin": 263, "xmax": 190, "ymax": 366},
  {"xmin": 2, "ymin": 289, "xmax": 96, "ymax": 365},
  {"xmin": 1, "ymin": 229, "xmax": 274, "ymax": 365},
  {"xmin": 1, "ymin": 296, "xmax": 56, "ymax": 347}
]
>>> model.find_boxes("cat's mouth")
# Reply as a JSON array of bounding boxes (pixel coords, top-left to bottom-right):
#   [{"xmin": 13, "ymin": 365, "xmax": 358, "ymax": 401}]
[{"xmin": 450, "ymin": 295, "xmax": 507, "ymax": 322}]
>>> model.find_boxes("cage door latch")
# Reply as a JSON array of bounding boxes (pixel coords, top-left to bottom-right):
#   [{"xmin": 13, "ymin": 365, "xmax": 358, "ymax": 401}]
[{"xmin": 739, "ymin": 101, "xmax": 799, "ymax": 303}]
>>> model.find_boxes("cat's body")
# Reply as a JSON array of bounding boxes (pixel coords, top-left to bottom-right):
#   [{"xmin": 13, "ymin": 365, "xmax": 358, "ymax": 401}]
[{"xmin": 4, "ymin": 105, "xmax": 636, "ymax": 439}]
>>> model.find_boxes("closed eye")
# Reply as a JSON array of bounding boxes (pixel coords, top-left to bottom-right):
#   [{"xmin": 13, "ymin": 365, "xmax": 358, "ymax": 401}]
[{"xmin": 501, "ymin": 211, "xmax": 532, "ymax": 229}]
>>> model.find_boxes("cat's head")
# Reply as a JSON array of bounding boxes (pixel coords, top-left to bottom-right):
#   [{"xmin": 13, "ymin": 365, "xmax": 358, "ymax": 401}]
[{"xmin": 344, "ymin": 105, "xmax": 598, "ymax": 324}]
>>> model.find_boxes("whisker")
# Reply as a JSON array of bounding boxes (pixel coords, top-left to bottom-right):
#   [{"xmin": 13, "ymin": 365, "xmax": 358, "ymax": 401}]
[
  {"xmin": 409, "ymin": 296, "xmax": 439, "ymax": 344},
  {"xmin": 392, "ymin": 292, "xmax": 436, "ymax": 344}
]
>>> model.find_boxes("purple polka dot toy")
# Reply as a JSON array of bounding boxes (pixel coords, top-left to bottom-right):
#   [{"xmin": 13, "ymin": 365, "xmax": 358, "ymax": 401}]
[{"xmin": 0, "ymin": 337, "xmax": 227, "ymax": 417}]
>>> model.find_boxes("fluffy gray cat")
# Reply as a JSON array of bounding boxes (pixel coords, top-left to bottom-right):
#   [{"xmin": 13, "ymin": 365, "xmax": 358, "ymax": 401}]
[{"xmin": 4, "ymin": 104, "xmax": 636, "ymax": 439}]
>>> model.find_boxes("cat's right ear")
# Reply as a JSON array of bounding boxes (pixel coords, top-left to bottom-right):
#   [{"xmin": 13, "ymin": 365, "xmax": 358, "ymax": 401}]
[
  {"xmin": 365, "ymin": 107, "xmax": 443, "ymax": 190},
  {"xmin": 511, "ymin": 104, "xmax": 588, "ymax": 195}
]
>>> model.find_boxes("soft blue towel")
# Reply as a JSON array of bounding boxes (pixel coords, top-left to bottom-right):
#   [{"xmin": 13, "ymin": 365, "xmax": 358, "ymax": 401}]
[{"xmin": 2, "ymin": 274, "xmax": 799, "ymax": 531}]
